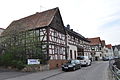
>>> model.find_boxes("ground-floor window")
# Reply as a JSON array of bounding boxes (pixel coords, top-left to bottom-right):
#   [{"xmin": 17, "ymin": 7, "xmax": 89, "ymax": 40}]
[
  {"xmin": 74, "ymin": 50, "xmax": 76, "ymax": 59},
  {"xmin": 70, "ymin": 50, "xmax": 72, "ymax": 59}
]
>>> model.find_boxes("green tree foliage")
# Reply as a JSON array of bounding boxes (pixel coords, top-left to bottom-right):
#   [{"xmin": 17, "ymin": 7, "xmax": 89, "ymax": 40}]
[{"xmin": 0, "ymin": 29, "xmax": 48, "ymax": 69}]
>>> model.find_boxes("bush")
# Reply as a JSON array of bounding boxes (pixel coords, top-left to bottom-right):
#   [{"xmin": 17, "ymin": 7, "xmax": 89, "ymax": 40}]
[
  {"xmin": 16, "ymin": 60, "xmax": 25, "ymax": 70},
  {"xmin": 0, "ymin": 53, "xmax": 25, "ymax": 70},
  {"xmin": 0, "ymin": 53, "xmax": 14, "ymax": 66}
]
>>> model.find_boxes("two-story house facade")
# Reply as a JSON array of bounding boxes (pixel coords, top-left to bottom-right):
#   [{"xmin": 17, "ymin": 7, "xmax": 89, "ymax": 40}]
[
  {"xmin": 113, "ymin": 45, "xmax": 120, "ymax": 57},
  {"xmin": 88, "ymin": 37, "xmax": 103, "ymax": 61},
  {"xmin": 65, "ymin": 25, "xmax": 91, "ymax": 60},
  {"xmin": 1, "ymin": 7, "xmax": 67, "ymax": 69},
  {"xmin": 105, "ymin": 44, "xmax": 114, "ymax": 58}
]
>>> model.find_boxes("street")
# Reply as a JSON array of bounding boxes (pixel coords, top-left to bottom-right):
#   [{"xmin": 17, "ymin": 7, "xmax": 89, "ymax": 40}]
[
  {"xmin": 1, "ymin": 61, "xmax": 109, "ymax": 80},
  {"xmin": 44, "ymin": 61, "xmax": 109, "ymax": 80},
  {"xmin": 0, "ymin": 69, "xmax": 32, "ymax": 80}
]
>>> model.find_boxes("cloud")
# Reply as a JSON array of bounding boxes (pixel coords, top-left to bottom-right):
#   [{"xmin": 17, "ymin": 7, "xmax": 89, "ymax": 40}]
[
  {"xmin": 0, "ymin": 0, "xmax": 120, "ymax": 45},
  {"xmin": 98, "ymin": 25, "xmax": 120, "ymax": 45}
]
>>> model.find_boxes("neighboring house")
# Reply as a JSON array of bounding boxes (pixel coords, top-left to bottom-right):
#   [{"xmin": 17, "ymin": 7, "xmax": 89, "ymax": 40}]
[
  {"xmin": 105, "ymin": 44, "xmax": 114, "ymax": 58},
  {"xmin": 112, "ymin": 45, "xmax": 120, "ymax": 57},
  {"xmin": 0, "ymin": 28, "xmax": 5, "ymax": 36},
  {"xmin": 1, "ymin": 7, "xmax": 67, "ymax": 69},
  {"xmin": 65, "ymin": 25, "xmax": 91, "ymax": 60},
  {"xmin": 101, "ymin": 40, "xmax": 107, "ymax": 57},
  {"xmin": 88, "ymin": 37, "xmax": 103, "ymax": 61}
]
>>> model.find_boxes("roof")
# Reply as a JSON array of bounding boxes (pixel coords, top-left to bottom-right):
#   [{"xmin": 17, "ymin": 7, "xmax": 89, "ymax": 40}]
[
  {"xmin": 113, "ymin": 45, "xmax": 120, "ymax": 51},
  {"xmin": 101, "ymin": 40, "xmax": 106, "ymax": 47},
  {"xmin": 105, "ymin": 44, "xmax": 112, "ymax": 49},
  {"xmin": 65, "ymin": 27, "xmax": 90, "ymax": 42},
  {"xmin": 88, "ymin": 37, "xmax": 101, "ymax": 45},
  {"xmin": 0, "ymin": 28, "xmax": 5, "ymax": 30},
  {"xmin": 112, "ymin": 46, "xmax": 115, "ymax": 51},
  {"xmin": 2, "ymin": 7, "xmax": 60, "ymax": 36}
]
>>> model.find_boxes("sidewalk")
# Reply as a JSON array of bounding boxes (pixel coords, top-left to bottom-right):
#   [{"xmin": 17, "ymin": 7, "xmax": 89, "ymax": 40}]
[{"xmin": 5, "ymin": 69, "xmax": 63, "ymax": 80}]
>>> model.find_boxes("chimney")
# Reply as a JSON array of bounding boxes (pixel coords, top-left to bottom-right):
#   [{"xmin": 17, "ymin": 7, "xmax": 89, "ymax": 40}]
[
  {"xmin": 36, "ymin": 12, "xmax": 39, "ymax": 14},
  {"xmin": 71, "ymin": 29, "xmax": 73, "ymax": 31},
  {"xmin": 67, "ymin": 24, "xmax": 70, "ymax": 29}
]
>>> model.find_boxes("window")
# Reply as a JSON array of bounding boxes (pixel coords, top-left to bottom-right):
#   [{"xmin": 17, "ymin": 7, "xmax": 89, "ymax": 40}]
[
  {"xmin": 74, "ymin": 51, "xmax": 76, "ymax": 59},
  {"xmin": 100, "ymin": 54, "xmax": 102, "ymax": 57},
  {"xmin": 54, "ymin": 31, "xmax": 57, "ymax": 37},
  {"xmin": 35, "ymin": 29, "xmax": 40, "ymax": 37},
  {"xmin": 60, "ymin": 47, "xmax": 63, "ymax": 54},
  {"xmin": 70, "ymin": 50, "xmax": 72, "ymax": 59},
  {"xmin": 54, "ymin": 46, "xmax": 58, "ymax": 53}
]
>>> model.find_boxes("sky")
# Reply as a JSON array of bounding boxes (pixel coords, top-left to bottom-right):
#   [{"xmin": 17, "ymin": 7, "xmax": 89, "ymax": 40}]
[{"xmin": 0, "ymin": 0, "xmax": 120, "ymax": 45}]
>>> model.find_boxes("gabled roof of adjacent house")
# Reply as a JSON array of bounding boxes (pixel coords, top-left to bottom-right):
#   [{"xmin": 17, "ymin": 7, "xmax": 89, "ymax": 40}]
[
  {"xmin": 65, "ymin": 27, "xmax": 90, "ymax": 42},
  {"xmin": 88, "ymin": 37, "xmax": 101, "ymax": 45},
  {"xmin": 113, "ymin": 45, "xmax": 120, "ymax": 51},
  {"xmin": 2, "ymin": 7, "xmax": 64, "ymax": 36},
  {"xmin": 0, "ymin": 28, "xmax": 5, "ymax": 30},
  {"xmin": 112, "ymin": 46, "xmax": 115, "ymax": 51},
  {"xmin": 105, "ymin": 44, "xmax": 112, "ymax": 49}
]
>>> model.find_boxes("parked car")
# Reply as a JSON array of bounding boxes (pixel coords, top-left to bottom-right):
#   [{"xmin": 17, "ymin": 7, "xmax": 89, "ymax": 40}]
[
  {"xmin": 102, "ymin": 57, "xmax": 109, "ymax": 61},
  {"xmin": 62, "ymin": 60, "xmax": 81, "ymax": 71},
  {"xmin": 77, "ymin": 56, "xmax": 91, "ymax": 66}
]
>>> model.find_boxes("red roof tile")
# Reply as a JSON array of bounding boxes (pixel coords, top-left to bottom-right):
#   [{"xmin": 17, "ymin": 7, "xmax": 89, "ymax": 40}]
[
  {"xmin": 106, "ymin": 44, "xmax": 112, "ymax": 49},
  {"xmin": 88, "ymin": 37, "xmax": 102, "ymax": 45},
  {"xmin": 0, "ymin": 28, "xmax": 5, "ymax": 30}
]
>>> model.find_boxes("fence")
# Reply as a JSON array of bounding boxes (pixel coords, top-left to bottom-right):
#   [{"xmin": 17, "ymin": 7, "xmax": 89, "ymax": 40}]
[{"xmin": 109, "ymin": 60, "xmax": 120, "ymax": 80}]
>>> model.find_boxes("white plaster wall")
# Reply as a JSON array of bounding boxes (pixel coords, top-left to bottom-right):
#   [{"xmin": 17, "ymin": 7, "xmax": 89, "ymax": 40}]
[
  {"xmin": 104, "ymin": 48, "xmax": 114, "ymax": 58},
  {"xmin": 95, "ymin": 52, "xmax": 102, "ymax": 59},
  {"xmin": 118, "ymin": 51, "xmax": 120, "ymax": 57},
  {"xmin": 68, "ymin": 44, "xmax": 77, "ymax": 60},
  {"xmin": 84, "ymin": 52, "xmax": 92, "ymax": 58}
]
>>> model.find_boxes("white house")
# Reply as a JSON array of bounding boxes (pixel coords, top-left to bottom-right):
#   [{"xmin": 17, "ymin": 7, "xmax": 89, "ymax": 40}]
[
  {"xmin": 105, "ymin": 44, "xmax": 114, "ymax": 58},
  {"xmin": 113, "ymin": 45, "xmax": 120, "ymax": 57}
]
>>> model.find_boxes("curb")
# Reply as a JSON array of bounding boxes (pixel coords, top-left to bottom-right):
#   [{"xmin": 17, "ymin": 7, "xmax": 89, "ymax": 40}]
[{"xmin": 5, "ymin": 68, "xmax": 64, "ymax": 80}]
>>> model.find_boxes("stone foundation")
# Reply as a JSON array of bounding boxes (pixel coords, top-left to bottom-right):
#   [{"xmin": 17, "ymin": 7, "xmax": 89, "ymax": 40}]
[{"xmin": 22, "ymin": 64, "xmax": 49, "ymax": 72}]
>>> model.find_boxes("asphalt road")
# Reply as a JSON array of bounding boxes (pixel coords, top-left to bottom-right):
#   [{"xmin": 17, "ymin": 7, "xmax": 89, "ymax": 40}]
[
  {"xmin": 0, "ymin": 70, "xmax": 32, "ymax": 80},
  {"xmin": 0, "ymin": 61, "xmax": 109, "ymax": 80},
  {"xmin": 44, "ymin": 61, "xmax": 109, "ymax": 80}
]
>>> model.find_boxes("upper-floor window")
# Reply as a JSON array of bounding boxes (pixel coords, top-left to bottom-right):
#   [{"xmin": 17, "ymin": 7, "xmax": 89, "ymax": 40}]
[
  {"xmin": 73, "ymin": 37, "xmax": 75, "ymax": 40},
  {"xmin": 92, "ymin": 47, "xmax": 95, "ymax": 50},
  {"xmin": 54, "ymin": 31, "xmax": 57, "ymax": 37}
]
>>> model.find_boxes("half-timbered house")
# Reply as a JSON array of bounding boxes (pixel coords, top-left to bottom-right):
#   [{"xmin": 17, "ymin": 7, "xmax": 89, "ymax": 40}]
[
  {"xmin": 88, "ymin": 37, "xmax": 103, "ymax": 61},
  {"xmin": 65, "ymin": 25, "xmax": 91, "ymax": 60},
  {"xmin": 1, "ymin": 7, "xmax": 67, "ymax": 69}
]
